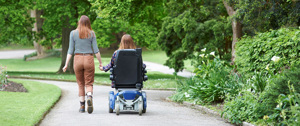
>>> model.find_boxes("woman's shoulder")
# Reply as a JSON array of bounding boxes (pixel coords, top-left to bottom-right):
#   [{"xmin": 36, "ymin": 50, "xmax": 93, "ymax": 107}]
[
  {"xmin": 70, "ymin": 29, "xmax": 78, "ymax": 35},
  {"xmin": 91, "ymin": 30, "xmax": 96, "ymax": 37}
]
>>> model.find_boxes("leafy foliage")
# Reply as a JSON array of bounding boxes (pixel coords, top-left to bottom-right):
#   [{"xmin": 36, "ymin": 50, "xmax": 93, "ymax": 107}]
[
  {"xmin": 171, "ymin": 56, "xmax": 241, "ymax": 104},
  {"xmin": 235, "ymin": 28, "xmax": 300, "ymax": 74},
  {"xmin": 222, "ymin": 91, "xmax": 265, "ymax": 124},
  {"xmin": 0, "ymin": 65, "xmax": 8, "ymax": 91},
  {"xmin": 90, "ymin": 0, "xmax": 165, "ymax": 48},
  {"xmin": 23, "ymin": 51, "xmax": 37, "ymax": 61},
  {"xmin": 264, "ymin": 83, "xmax": 300, "ymax": 126},
  {"xmin": 227, "ymin": 0, "xmax": 300, "ymax": 35},
  {"xmin": 157, "ymin": 0, "xmax": 232, "ymax": 72},
  {"xmin": 260, "ymin": 66, "xmax": 300, "ymax": 114},
  {"xmin": 35, "ymin": 0, "xmax": 96, "ymax": 47},
  {"xmin": 222, "ymin": 66, "xmax": 300, "ymax": 124},
  {"xmin": 0, "ymin": 0, "xmax": 34, "ymax": 45}
]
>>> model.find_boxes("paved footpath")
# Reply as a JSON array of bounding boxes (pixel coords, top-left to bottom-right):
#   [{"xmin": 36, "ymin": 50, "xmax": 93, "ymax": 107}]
[
  {"xmin": 0, "ymin": 49, "xmax": 35, "ymax": 59},
  {"xmin": 31, "ymin": 80, "xmax": 231, "ymax": 126},
  {"xmin": 143, "ymin": 61, "xmax": 195, "ymax": 78}
]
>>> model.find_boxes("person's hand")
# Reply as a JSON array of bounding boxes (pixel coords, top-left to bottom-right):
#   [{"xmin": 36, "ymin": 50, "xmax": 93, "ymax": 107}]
[
  {"xmin": 99, "ymin": 64, "xmax": 103, "ymax": 71},
  {"xmin": 62, "ymin": 65, "xmax": 67, "ymax": 72}
]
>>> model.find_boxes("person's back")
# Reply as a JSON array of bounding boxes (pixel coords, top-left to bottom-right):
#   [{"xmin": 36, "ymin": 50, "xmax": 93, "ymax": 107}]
[
  {"xmin": 67, "ymin": 30, "xmax": 99, "ymax": 55},
  {"xmin": 63, "ymin": 15, "xmax": 103, "ymax": 114}
]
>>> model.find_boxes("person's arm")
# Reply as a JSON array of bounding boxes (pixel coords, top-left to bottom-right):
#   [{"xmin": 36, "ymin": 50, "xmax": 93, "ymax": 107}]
[
  {"xmin": 91, "ymin": 31, "xmax": 103, "ymax": 70},
  {"xmin": 63, "ymin": 31, "xmax": 75, "ymax": 72},
  {"xmin": 101, "ymin": 51, "xmax": 117, "ymax": 72},
  {"xmin": 63, "ymin": 54, "xmax": 72, "ymax": 72},
  {"xmin": 95, "ymin": 52, "xmax": 103, "ymax": 70}
]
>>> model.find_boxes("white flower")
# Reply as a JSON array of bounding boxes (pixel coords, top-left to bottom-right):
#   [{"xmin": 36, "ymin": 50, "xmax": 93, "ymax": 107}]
[
  {"xmin": 199, "ymin": 54, "xmax": 205, "ymax": 58},
  {"xmin": 184, "ymin": 92, "xmax": 190, "ymax": 98},
  {"xmin": 271, "ymin": 56, "xmax": 280, "ymax": 62},
  {"xmin": 201, "ymin": 48, "xmax": 206, "ymax": 52},
  {"xmin": 265, "ymin": 64, "xmax": 270, "ymax": 70},
  {"xmin": 210, "ymin": 52, "xmax": 215, "ymax": 56}
]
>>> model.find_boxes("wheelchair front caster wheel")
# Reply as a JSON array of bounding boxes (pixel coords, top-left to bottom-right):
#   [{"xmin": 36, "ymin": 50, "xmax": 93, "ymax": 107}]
[
  {"xmin": 138, "ymin": 103, "xmax": 143, "ymax": 116},
  {"xmin": 116, "ymin": 103, "xmax": 120, "ymax": 115}
]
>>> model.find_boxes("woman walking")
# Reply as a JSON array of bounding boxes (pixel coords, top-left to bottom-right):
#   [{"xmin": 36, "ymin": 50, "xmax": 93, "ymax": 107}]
[{"xmin": 63, "ymin": 15, "xmax": 102, "ymax": 114}]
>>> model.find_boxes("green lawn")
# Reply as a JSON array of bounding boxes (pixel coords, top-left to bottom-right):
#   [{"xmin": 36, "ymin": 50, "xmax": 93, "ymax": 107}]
[
  {"xmin": 0, "ymin": 57, "xmax": 111, "ymax": 73},
  {"xmin": 0, "ymin": 79, "xmax": 61, "ymax": 126}
]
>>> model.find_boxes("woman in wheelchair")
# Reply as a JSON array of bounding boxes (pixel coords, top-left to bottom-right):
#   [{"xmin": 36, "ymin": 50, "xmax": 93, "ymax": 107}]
[
  {"xmin": 100, "ymin": 34, "xmax": 148, "ymax": 115},
  {"xmin": 99, "ymin": 34, "xmax": 146, "ymax": 87}
]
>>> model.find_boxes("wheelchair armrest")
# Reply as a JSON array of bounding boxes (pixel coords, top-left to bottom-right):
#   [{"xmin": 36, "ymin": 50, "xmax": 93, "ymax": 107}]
[
  {"xmin": 110, "ymin": 75, "xmax": 114, "ymax": 80},
  {"xmin": 110, "ymin": 68, "xmax": 114, "ymax": 80},
  {"xmin": 143, "ymin": 75, "xmax": 148, "ymax": 81}
]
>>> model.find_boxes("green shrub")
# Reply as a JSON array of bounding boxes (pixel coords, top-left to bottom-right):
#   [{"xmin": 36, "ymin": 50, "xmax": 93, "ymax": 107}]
[
  {"xmin": 260, "ymin": 66, "xmax": 300, "ymax": 114},
  {"xmin": 23, "ymin": 51, "xmax": 37, "ymax": 61},
  {"xmin": 261, "ymin": 83, "xmax": 300, "ymax": 126},
  {"xmin": 222, "ymin": 91, "xmax": 266, "ymax": 124},
  {"xmin": 222, "ymin": 66, "xmax": 300, "ymax": 125},
  {"xmin": 235, "ymin": 28, "xmax": 300, "ymax": 75},
  {"xmin": 171, "ymin": 56, "xmax": 242, "ymax": 104},
  {"xmin": 0, "ymin": 65, "xmax": 8, "ymax": 90},
  {"xmin": 221, "ymin": 70, "xmax": 272, "ymax": 124},
  {"xmin": 170, "ymin": 78, "xmax": 194, "ymax": 103},
  {"xmin": 246, "ymin": 71, "xmax": 270, "ymax": 93}
]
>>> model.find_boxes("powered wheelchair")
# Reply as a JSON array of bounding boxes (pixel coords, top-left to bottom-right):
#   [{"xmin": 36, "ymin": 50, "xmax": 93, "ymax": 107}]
[{"xmin": 108, "ymin": 48, "xmax": 148, "ymax": 116}]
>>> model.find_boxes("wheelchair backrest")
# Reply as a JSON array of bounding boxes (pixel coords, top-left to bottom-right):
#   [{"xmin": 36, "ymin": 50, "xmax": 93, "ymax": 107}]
[{"xmin": 113, "ymin": 48, "xmax": 143, "ymax": 88}]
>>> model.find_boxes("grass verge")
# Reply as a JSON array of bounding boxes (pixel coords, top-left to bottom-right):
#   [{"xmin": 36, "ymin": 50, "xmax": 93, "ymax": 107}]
[
  {"xmin": 8, "ymin": 71, "xmax": 185, "ymax": 89},
  {"xmin": 0, "ymin": 44, "xmax": 34, "ymax": 51},
  {"xmin": 0, "ymin": 79, "xmax": 61, "ymax": 126}
]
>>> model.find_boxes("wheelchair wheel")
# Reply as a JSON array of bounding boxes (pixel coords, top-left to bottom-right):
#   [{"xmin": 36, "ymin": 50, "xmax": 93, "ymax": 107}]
[
  {"xmin": 109, "ymin": 103, "xmax": 113, "ymax": 113},
  {"xmin": 116, "ymin": 103, "xmax": 120, "ymax": 115},
  {"xmin": 138, "ymin": 102, "xmax": 143, "ymax": 116},
  {"xmin": 116, "ymin": 97, "xmax": 120, "ymax": 115}
]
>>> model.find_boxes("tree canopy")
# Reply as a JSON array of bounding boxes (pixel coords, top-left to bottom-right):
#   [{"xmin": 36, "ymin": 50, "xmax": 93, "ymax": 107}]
[
  {"xmin": 157, "ymin": 0, "xmax": 232, "ymax": 72},
  {"xmin": 0, "ymin": 0, "xmax": 34, "ymax": 45},
  {"xmin": 90, "ymin": 0, "xmax": 166, "ymax": 49}
]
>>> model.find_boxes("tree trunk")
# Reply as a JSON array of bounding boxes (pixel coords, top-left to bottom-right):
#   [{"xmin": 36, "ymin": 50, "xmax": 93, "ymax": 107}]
[
  {"xmin": 30, "ymin": 9, "xmax": 44, "ymax": 57},
  {"xmin": 57, "ymin": 17, "xmax": 75, "ymax": 74},
  {"xmin": 230, "ymin": 21, "xmax": 242, "ymax": 65},
  {"xmin": 223, "ymin": 0, "xmax": 243, "ymax": 65}
]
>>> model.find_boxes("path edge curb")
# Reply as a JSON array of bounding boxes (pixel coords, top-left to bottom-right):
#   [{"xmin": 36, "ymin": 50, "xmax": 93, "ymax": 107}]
[
  {"xmin": 34, "ymin": 82, "xmax": 62, "ymax": 126},
  {"xmin": 165, "ymin": 97, "xmax": 255, "ymax": 126}
]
